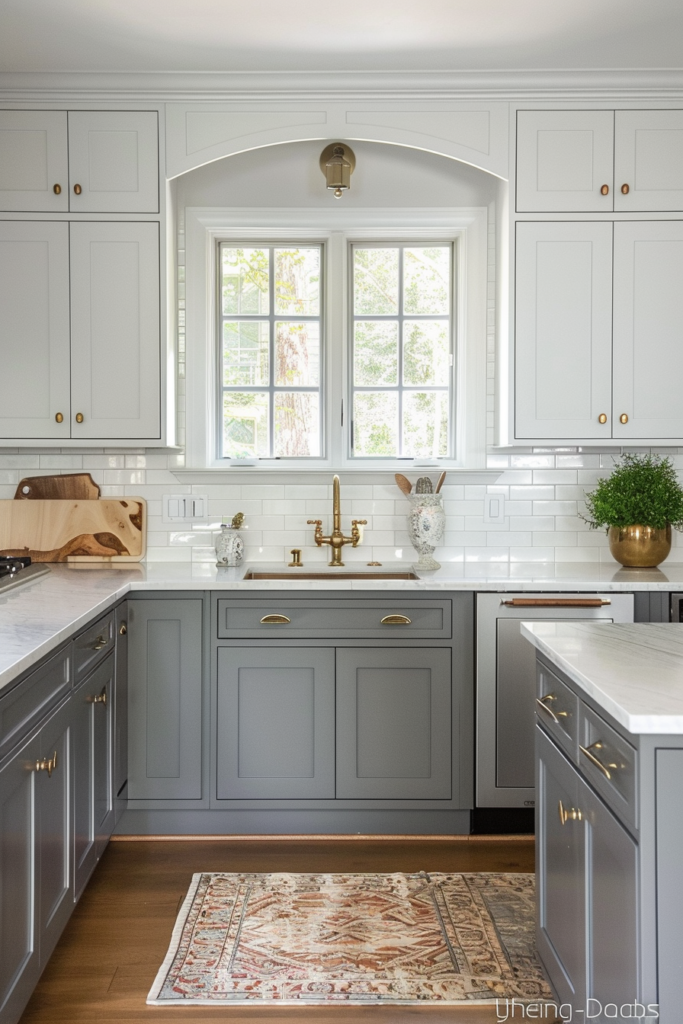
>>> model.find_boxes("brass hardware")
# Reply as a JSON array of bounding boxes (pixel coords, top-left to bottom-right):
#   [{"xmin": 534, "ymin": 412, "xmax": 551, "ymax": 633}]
[
  {"xmin": 73, "ymin": 183, "xmax": 82, "ymax": 195},
  {"xmin": 260, "ymin": 614, "xmax": 291, "ymax": 624},
  {"xmin": 307, "ymin": 476, "xmax": 368, "ymax": 566},
  {"xmin": 119, "ymin": 622, "xmax": 127, "ymax": 636},
  {"xmin": 367, "ymin": 561, "xmax": 382, "ymax": 566},
  {"xmin": 600, "ymin": 184, "xmax": 610, "ymax": 195},
  {"xmin": 92, "ymin": 688, "xmax": 107, "ymax": 705},
  {"xmin": 34, "ymin": 751, "xmax": 58, "ymax": 777},
  {"xmin": 536, "ymin": 694, "xmax": 569, "ymax": 724},
  {"xmin": 608, "ymin": 524, "xmax": 672, "ymax": 568},
  {"xmin": 55, "ymin": 412, "xmax": 64, "ymax": 423},
  {"xmin": 380, "ymin": 614, "xmax": 412, "ymax": 626},
  {"xmin": 75, "ymin": 412, "xmax": 84, "ymax": 423},
  {"xmin": 319, "ymin": 143, "xmax": 356, "ymax": 198},
  {"xmin": 580, "ymin": 742, "xmax": 618, "ymax": 780},
  {"xmin": 619, "ymin": 413, "xmax": 628, "ymax": 424},
  {"xmin": 53, "ymin": 184, "xmax": 62, "ymax": 195},
  {"xmin": 621, "ymin": 183, "xmax": 630, "ymax": 194},
  {"xmin": 288, "ymin": 549, "xmax": 303, "ymax": 567},
  {"xmin": 598, "ymin": 413, "xmax": 607, "ymax": 424},
  {"xmin": 558, "ymin": 799, "xmax": 583, "ymax": 825},
  {"xmin": 92, "ymin": 635, "xmax": 108, "ymax": 651},
  {"xmin": 501, "ymin": 598, "xmax": 610, "ymax": 608}
]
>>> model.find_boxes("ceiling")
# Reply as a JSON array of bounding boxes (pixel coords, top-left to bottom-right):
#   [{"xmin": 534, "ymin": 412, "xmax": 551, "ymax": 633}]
[{"xmin": 1, "ymin": 0, "xmax": 682, "ymax": 74}]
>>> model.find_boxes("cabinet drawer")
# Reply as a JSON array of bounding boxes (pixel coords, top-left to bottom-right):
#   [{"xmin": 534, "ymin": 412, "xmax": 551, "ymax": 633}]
[
  {"xmin": 536, "ymin": 662, "xmax": 579, "ymax": 762},
  {"xmin": 579, "ymin": 703, "xmax": 638, "ymax": 831},
  {"xmin": 217, "ymin": 599, "xmax": 452, "ymax": 639},
  {"xmin": 73, "ymin": 610, "xmax": 115, "ymax": 684},
  {"xmin": 0, "ymin": 647, "xmax": 70, "ymax": 760}
]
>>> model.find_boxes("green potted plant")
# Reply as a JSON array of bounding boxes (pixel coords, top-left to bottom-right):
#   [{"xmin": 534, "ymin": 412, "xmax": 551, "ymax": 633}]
[{"xmin": 582, "ymin": 453, "xmax": 683, "ymax": 566}]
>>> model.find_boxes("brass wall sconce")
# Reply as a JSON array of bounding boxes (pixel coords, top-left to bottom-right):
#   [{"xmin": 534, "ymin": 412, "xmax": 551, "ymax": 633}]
[{"xmin": 319, "ymin": 143, "xmax": 356, "ymax": 198}]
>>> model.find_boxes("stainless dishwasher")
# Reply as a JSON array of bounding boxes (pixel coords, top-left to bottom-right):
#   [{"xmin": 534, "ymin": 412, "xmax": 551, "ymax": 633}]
[{"xmin": 475, "ymin": 592, "xmax": 634, "ymax": 808}]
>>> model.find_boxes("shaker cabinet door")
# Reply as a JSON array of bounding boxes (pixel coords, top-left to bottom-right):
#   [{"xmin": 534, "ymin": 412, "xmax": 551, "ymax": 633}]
[
  {"xmin": 614, "ymin": 110, "xmax": 683, "ymax": 212},
  {"xmin": 36, "ymin": 698, "xmax": 72, "ymax": 966},
  {"xmin": 0, "ymin": 110, "xmax": 68, "ymax": 212},
  {"xmin": 67, "ymin": 111, "xmax": 159, "ymax": 214}
]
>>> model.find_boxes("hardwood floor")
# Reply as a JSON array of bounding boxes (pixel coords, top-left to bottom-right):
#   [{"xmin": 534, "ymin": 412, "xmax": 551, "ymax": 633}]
[{"xmin": 20, "ymin": 837, "xmax": 536, "ymax": 1024}]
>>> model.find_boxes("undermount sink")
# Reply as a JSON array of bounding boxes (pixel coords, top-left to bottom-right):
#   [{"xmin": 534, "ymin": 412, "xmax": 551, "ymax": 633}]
[{"xmin": 242, "ymin": 569, "xmax": 420, "ymax": 581}]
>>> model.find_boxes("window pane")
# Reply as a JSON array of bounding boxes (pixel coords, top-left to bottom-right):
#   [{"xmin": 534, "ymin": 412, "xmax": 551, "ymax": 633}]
[
  {"xmin": 353, "ymin": 248, "xmax": 399, "ymax": 315},
  {"xmin": 274, "ymin": 247, "xmax": 320, "ymax": 316},
  {"xmin": 275, "ymin": 322, "xmax": 319, "ymax": 386},
  {"xmin": 223, "ymin": 392, "xmax": 269, "ymax": 458},
  {"xmin": 403, "ymin": 321, "xmax": 450, "ymax": 386},
  {"xmin": 221, "ymin": 247, "xmax": 270, "ymax": 315},
  {"xmin": 275, "ymin": 392, "xmax": 320, "ymax": 456},
  {"xmin": 402, "ymin": 391, "xmax": 449, "ymax": 458},
  {"xmin": 403, "ymin": 246, "xmax": 450, "ymax": 315},
  {"xmin": 353, "ymin": 392, "xmax": 398, "ymax": 457},
  {"xmin": 354, "ymin": 321, "xmax": 398, "ymax": 385},
  {"xmin": 223, "ymin": 321, "xmax": 269, "ymax": 386}
]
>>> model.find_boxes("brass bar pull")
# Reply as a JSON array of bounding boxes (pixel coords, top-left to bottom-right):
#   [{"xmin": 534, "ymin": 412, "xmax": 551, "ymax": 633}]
[
  {"xmin": 35, "ymin": 751, "xmax": 58, "ymax": 777},
  {"xmin": 559, "ymin": 799, "xmax": 583, "ymax": 825},
  {"xmin": 580, "ymin": 743, "xmax": 614, "ymax": 780},
  {"xmin": 380, "ymin": 614, "xmax": 412, "ymax": 625},
  {"xmin": 621, "ymin": 183, "xmax": 630, "ymax": 194},
  {"xmin": 260, "ymin": 614, "xmax": 291, "ymax": 625},
  {"xmin": 53, "ymin": 183, "xmax": 62, "ymax": 194},
  {"xmin": 600, "ymin": 184, "xmax": 609, "ymax": 195},
  {"xmin": 536, "ymin": 696, "xmax": 559, "ymax": 724},
  {"xmin": 73, "ymin": 183, "xmax": 82, "ymax": 195},
  {"xmin": 501, "ymin": 598, "xmax": 611, "ymax": 607},
  {"xmin": 92, "ymin": 635, "xmax": 108, "ymax": 650},
  {"xmin": 92, "ymin": 688, "xmax": 107, "ymax": 705}
]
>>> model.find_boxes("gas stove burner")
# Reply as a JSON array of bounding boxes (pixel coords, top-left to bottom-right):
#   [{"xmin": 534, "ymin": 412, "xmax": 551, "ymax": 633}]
[
  {"xmin": 0, "ymin": 555, "xmax": 32, "ymax": 568},
  {"xmin": 0, "ymin": 557, "xmax": 50, "ymax": 592}
]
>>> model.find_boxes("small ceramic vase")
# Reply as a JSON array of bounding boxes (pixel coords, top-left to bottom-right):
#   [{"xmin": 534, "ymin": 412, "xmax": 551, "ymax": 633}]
[
  {"xmin": 215, "ymin": 524, "xmax": 244, "ymax": 567},
  {"xmin": 407, "ymin": 494, "xmax": 445, "ymax": 570}
]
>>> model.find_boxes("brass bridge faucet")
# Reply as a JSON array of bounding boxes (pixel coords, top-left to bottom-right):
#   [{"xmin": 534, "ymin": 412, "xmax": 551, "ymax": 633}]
[{"xmin": 307, "ymin": 475, "xmax": 367, "ymax": 566}]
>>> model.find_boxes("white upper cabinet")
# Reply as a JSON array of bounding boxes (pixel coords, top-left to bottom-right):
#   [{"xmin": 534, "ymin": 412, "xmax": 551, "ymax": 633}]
[
  {"xmin": 614, "ymin": 111, "xmax": 683, "ymax": 212},
  {"xmin": 517, "ymin": 109, "xmax": 683, "ymax": 213},
  {"xmin": 0, "ymin": 110, "xmax": 158, "ymax": 213},
  {"xmin": 516, "ymin": 111, "xmax": 615, "ymax": 212},
  {"xmin": 515, "ymin": 222, "xmax": 613, "ymax": 439},
  {"xmin": 0, "ymin": 111, "xmax": 69, "ymax": 212},
  {"xmin": 67, "ymin": 112, "xmax": 159, "ymax": 213}
]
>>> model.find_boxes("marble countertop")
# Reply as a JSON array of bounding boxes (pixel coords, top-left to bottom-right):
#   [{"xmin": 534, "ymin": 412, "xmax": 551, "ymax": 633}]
[
  {"xmin": 522, "ymin": 621, "xmax": 683, "ymax": 734},
  {"xmin": 3, "ymin": 558, "xmax": 683, "ymax": 698}
]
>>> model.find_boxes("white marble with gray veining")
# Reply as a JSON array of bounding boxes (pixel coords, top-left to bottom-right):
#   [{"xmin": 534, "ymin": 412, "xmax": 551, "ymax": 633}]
[{"xmin": 522, "ymin": 621, "xmax": 683, "ymax": 734}]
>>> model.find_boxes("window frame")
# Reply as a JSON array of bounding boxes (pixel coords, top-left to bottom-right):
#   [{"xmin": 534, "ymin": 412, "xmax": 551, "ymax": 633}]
[{"xmin": 185, "ymin": 208, "xmax": 488, "ymax": 471}]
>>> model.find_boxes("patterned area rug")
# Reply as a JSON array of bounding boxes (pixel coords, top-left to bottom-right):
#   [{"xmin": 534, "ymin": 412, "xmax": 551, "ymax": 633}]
[{"xmin": 148, "ymin": 871, "xmax": 552, "ymax": 1006}]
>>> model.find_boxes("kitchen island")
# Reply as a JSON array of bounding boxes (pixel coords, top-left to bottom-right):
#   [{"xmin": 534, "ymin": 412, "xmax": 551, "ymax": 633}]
[{"xmin": 523, "ymin": 621, "xmax": 683, "ymax": 1024}]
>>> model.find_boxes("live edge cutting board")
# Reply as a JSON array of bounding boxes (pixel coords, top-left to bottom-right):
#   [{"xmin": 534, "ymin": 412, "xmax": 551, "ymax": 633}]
[{"xmin": 0, "ymin": 498, "xmax": 146, "ymax": 562}]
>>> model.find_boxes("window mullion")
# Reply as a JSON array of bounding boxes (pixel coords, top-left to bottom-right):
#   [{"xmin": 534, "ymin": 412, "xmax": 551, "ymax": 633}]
[
  {"xmin": 398, "ymin": 246, "xmax": 404, "ymax": 459},
  {"xmin": 268, "ymin": 245, "xmax": 275, "ymax": 458}
]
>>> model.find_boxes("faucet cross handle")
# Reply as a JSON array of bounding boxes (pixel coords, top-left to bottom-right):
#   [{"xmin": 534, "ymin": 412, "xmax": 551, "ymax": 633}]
[
  {"xmin": 306, "ymin": 519, "xmax": 323, "ymax": 526},
  {"xmin": 351, "ymin": 519, "xmax": 368, "ymax": 546}
]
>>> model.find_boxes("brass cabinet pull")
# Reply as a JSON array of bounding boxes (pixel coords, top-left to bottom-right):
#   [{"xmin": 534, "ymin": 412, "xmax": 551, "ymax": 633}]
[
  {"xmin": 75, "ymin": 412, "xmax": 84, "ymax": 423},
  {"xmin": 619, "ymin": 413, "xmax": 629, "ymax": 424},
  {"xmin": 501, "ymin": 598, "xmax": 610, "ymax": 608},
  {"xmin": 73, "ymin": 183, "xmax": 82, "ymax": 195},
  {"xmin": 34, "ymin": 751, "xmax": 58, "ymax": 777},
  {"xmin": 92, "ymin": 688, "xmax": 107, "ymax": 705},
  {"xmin": 92, "ymin": 634, "xmax": 108, "ymax": 650},
  {"xmin": 580, "ymin": 742, "xmax": 617, "ymax": 780},
  {"xmin": 260, "ymin": 614, "xmax": 291, "ymax": 624},
  {"xmin": 559, "ymin": 799, "xmax": 583, "ymax": 825},
  {"xmin": 600, "ymin": 184, "xmax": 609, "ymax": 195},
  {"xmin": 598, "ymin": 413, "xmax": 607, "ymax": 424},
  {"xmin": 536, "ymin": 694, "xmax": 568, "ymax": 724},
  {"xmin": 119, "ymin": 622, "xmax": 127, "ymax": 636},
  {"xmin": 55, "ymin": 412, "xmax": 64, "ymax": 423},
  {"xmin": 53, "ymin": 183, "xmax": 62, "ymax": 194},
  {"xmin": 621, "ymin": 183, "xmax": 630, "ymax": 194},
  {"xmin": 380, "ymin": 614, "xmax": 412, "ymax": 625}
]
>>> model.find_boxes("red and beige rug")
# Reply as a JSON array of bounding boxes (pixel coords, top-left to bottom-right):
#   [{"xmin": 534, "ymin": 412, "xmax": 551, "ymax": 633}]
[{"xmin": 148, "ymin": 871, "xmax": 552, "ymax": 1006}]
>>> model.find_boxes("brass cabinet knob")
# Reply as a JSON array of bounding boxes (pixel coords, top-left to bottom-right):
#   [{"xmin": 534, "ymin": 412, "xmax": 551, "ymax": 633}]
[
  {"xmin": 92, "ymin": 688, "xmax": 107, "ymax": 705},
  {"xmin": 600, "ymin": 184, "xmax": 609, "ymax": 195},
  {"xmin": 34, "ymin": 751, "xmax": 58, "ymax": 777},
  {"xmin": 619, "ymin": 413, "xmax": 629, "ymax": 424},
  {"xmin": 598, "ymin": 413, "xmax": 607, "ymax": 424},
  {"xmin": 53, "ymin": 184, "xmax": 62, "ymax": 195},
  {"xmin": 75, "ymin": 412, "xmax": 84, "ymax": 423},
  {"xmin": 73, "ymin": 183, "xmax": 82, "ymax": 195},
  {"xmin": 55, "ymin": 412, "xmax": 64, "ymax": 423},
  {"xmin": 621, "ymin": 183, "xmax": 630, "ymax": 194},
  {"xmin": 119, "ymin": 622, "xmax": 127, "ymax": 635},
  {"xmin": 558, "ymin": 799, "xmax": 583, "ymax": 825}
]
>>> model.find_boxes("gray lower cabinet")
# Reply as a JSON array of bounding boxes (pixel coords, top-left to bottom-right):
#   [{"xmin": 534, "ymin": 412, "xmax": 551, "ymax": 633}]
[
  {"xmin": 113, "ymin": 603, "xmax": 128, "ymax": 821},
  {"xmin": 336, "ymin": 648, "xmax": 452, "ymax": 799},
  {"xmin": 216, "ymin": 647, "xmax": 335, "ymax": 799},
  {"xmin": 127, "ymin": 598, "xmax": 204, "ymax": 801}
]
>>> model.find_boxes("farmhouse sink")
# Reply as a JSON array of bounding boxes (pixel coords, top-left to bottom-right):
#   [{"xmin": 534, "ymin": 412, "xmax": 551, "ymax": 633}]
[{"xmin": 242, "ymin": 569, "xmax": 420, "ymax": 581}]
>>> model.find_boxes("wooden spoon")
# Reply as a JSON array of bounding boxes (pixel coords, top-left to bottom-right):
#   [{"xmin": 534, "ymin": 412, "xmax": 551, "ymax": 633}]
[
  {"xmin": 394, "ymin": 473, "xmax": 412, "ymax": 496},
  {"xmin": 435, "ymin": 471, "xmax": 447, "ymax": 493}
]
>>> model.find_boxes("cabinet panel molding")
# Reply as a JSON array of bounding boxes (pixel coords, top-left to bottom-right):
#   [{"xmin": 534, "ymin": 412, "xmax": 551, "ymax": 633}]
[
  {"xmin": 67, "ymin": 111, "xmax": 159, "ymax": 213},
  {"xmin": 615, "ymin": 110, "xmax": 683, "ymax": 211}
]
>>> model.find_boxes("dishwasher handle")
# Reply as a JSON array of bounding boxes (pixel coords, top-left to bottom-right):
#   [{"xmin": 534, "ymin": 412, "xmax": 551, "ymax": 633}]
[{"xmin": 500, "ymin": 598, "xmax": 611, "ymax": 608}]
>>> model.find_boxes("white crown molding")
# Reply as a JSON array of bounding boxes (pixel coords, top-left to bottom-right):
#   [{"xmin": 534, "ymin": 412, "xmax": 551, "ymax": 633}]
[{"xmin": 1, "ymin": 68, "xmax": 683, "ymax": 102}]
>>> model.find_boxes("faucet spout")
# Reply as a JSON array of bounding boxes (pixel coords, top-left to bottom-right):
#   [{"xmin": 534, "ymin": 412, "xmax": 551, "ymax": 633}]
[
  {"xmin": 306, "ymin": 474, "xmax": 367, "ymax": 566},
  {"xmin": 333, "ymin": 474, "xmax": 341, "ymax": 534}
]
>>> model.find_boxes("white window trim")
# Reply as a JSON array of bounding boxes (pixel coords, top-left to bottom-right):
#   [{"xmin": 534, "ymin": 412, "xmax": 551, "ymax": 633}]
[{"xmin": 185, "ymin": 207, "xmax": 488, "ymax": 470}]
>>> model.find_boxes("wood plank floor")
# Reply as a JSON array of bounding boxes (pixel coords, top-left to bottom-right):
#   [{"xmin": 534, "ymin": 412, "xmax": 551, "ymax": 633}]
[{"xmin": 20, "ymin": 837, "xmax": 537, "ymax": 1024}]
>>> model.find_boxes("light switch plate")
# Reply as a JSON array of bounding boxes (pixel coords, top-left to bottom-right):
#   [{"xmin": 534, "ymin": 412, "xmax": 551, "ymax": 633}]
[
  {"xmin": 163, "ymin": 494, "xmax": 209, "ymax": 523},
  {"xmin": 484, "ymin": 493, "xmax": 506, "ymax": 524}
]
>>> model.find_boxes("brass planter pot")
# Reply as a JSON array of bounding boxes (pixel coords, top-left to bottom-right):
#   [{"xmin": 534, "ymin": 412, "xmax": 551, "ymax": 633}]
[{"xmin": 608, "ymin": 524, "xmax": 672, "ymax": 567}]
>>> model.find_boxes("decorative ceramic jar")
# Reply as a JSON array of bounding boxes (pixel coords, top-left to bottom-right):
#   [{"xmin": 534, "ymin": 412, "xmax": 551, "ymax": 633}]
[
  {"xmin": 215, "ymin": 513, "xmax": 246, "ymax": 567},
  {"xmin": 608, "ymin": 524, "xmax": 672, "ymax": 567},
  {"xmin": 407, "ymin": 494, "xmax": 445, "ymax": 570}
]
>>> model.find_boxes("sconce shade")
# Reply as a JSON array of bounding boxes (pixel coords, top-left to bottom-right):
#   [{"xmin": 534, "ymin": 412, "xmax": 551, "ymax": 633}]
[{"xmin": 319, "ymin": 143, "xmax": 356, "ymax": 198}]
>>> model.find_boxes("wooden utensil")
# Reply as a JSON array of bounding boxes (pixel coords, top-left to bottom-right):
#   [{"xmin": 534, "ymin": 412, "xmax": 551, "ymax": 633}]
[
  {"xmin": 394, "ymin": 473, "xmax": 412, "ymax": 496},
  {"xmin": 0, "ymin": 498, "xmax": 146, "ymax": 562},
  {"xmin": 14, "ymin": 473, "xmax": 101, "ymax": 500},
  {"xmin": 435, "ymin": 471, "xmax": 447, "ymax": 493}
]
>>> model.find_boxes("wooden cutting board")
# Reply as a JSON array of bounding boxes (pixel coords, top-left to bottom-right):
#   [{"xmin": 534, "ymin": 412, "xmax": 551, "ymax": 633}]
[
  {"xmin": 14, "ymin": 473, "xmax": 101, "ymax": 500},
  {"xmin": 0, "ymin": 498, "xmax": 146, "ymax": 562}
]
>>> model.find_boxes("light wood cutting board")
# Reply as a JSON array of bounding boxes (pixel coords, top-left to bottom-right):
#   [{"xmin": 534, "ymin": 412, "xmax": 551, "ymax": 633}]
[{"xmin": 0, "ymin": 498, "xmax": 146, "ymax": 562}]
